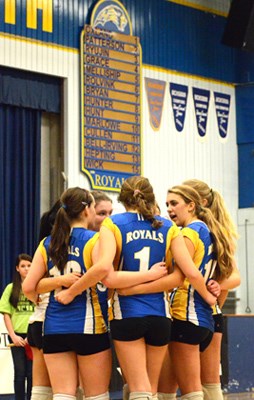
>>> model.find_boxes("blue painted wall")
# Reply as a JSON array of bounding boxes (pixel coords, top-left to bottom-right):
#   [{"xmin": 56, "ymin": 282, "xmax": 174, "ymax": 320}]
[
  {"xmin": 1, "ymin": 0, "xmax": 254, "ymax": 206},
  {"xmin": 0, "ymin": 0, "xmax": 241, "ymax": 81}
]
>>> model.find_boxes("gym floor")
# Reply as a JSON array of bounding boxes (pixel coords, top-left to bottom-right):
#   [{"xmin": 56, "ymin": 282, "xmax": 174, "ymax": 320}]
[{"xmin": 224, "ymin": 394, "xmax": 254, "ymax": 399}]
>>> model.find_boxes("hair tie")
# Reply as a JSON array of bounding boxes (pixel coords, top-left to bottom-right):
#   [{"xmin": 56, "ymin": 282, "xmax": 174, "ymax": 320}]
[
  {"xmin": 133, "ymin": 189, "xmax": 143, "ymax": 198},
  {"xmin": 61, "ymin": 203, "xmax": 67, "ymax": 210}
]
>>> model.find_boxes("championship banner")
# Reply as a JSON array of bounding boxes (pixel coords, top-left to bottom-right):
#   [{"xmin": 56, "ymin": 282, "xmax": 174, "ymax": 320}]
[
  {"xmin": 192, "ymin": 87, "xmax": 210, "ymax": 139},
  {"xmin": 169, "ymin": 83, "xmax": 188, "ymax": 132},
  {"xmin": 81, "ymin": 0, "xmax": 142, "ymax": 192},
  {"xmin": 214, "ymin": 92, "xmax": 231, "ymax": 139},
  {"xmin": 145, "ymin": 78, "xmax": 166, "ymax": 131}
]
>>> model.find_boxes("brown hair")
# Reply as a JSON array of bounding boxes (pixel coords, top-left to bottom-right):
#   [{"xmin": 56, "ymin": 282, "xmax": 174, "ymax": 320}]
[
  {"xmin": 118, "ymin": 176, "xmax": 162, "ymax": 229},
  {"xmin": 49, "ymin": 187, "xmax": 94, "ymax": 272},
  {"xmin": 168, "ymin": 185, "xmax": 234, "ymax": 280},
  {"xmin": 10, "ymin": 253, "xmax": 33, "ymax": 308},
  {"xmin": 90, "ymin": 190, "xmax": 112, "ymax": 206}
]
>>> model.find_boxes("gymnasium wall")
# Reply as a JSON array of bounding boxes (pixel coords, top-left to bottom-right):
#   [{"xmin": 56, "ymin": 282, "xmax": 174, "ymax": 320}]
[{"xmin": 0, "ymin": 1, "xmax": 252, "ymax": 319}]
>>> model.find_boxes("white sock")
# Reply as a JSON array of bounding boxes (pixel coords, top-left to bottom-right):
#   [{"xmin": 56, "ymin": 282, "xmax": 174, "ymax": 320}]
[
  {"xmin": 53, "ymin": 395, "xmax": 76, "ymax": 400},
  {"xmin": 123, "ymin": 384, "xmax": 130, "ymax": 400},
  {"xmin": 85, "ymin": 392, "xmax": 109, "ymax": 400},
  {"xmin": 202, "ymin": 383, "xmax": 223, "ymax": 400},
  {"xmin": 181, "ymin": 392, "xmax": 203, "ymax": 400},
  {"xmin": 129, "ymin": 392, "xmax": 153, "ymax": 400},
  {"xmin": 31, "ymin": 386, "xmax": 53, "ymax": 400},
  {"xmin": 158, "ymin": 394, "xmax": 177, "ymax": 400},
  {"xmin": 152, "ymin": 394, "xmax": 158, "ymax": 400}
]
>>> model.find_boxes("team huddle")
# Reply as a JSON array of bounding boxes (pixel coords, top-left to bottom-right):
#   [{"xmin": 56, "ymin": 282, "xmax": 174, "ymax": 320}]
[{"xmin": 1, "ymin": 176, "xmax": 240, "ymax": 400}]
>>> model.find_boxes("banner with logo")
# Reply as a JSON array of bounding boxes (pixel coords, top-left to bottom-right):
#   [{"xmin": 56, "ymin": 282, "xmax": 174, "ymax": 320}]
[
  {"xmin": 192, "ymin": 87, "xmax": 210, "ymax": 138},
  {"xmin": 214, "ymin": 92, "xmax": 231, "ymax": 139},
  {"xmin": 170, "ymin": 83, "xmax": 188, "ymax": 132},
  {"xmin": 145, "ymin": 78, "xmax": 166, "ymax": 131}
]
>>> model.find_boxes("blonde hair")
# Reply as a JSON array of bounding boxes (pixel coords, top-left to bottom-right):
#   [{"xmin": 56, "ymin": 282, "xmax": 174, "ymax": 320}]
[
  {"xmin": 183, "ymin": 179, "xmax": 238, "ymax": 252},
  {"xmin": 168, "ymin": 185, "xmax": 234, "ymax": 280},
  {"xmin": 118, "ymin": 176, "xmax": 162, "ymax": 229}
]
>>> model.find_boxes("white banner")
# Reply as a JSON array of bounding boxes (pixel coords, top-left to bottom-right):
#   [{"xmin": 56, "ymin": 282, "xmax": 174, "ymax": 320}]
[{"xmin": 0, "ymin": 314, "xmax": 14, "ymax": 394}]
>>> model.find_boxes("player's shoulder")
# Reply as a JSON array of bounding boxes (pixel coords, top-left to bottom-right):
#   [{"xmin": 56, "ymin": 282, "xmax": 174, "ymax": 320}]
[
  {"xmin": 156, "ymin": 215, "xmax": 175, "ymax": 229},
  {"xmin": 72, "ymin": 227, "xmax": 97, "ymax": 241},
  {"xmin": 110, "ymin": 212, "xmax": 134, "ymax": 226},
  {"xmin": 188, "ymin": 220, "xmax": 209, "ymax": 236}
]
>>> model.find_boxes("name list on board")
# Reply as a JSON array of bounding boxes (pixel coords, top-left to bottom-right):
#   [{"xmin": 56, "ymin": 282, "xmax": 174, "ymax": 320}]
[{"xmin": 81, "ymin": 24, "xmax": 141, "ymax": 191}]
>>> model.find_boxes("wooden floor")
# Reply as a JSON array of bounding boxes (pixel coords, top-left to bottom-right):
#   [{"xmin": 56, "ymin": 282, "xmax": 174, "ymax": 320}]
[{"xmin": 224, "ymin": 394, "xmax": 254, "ymax": 399}]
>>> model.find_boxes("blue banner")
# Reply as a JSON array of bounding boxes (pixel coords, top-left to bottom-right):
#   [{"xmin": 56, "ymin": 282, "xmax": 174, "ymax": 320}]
[
  {"xmin": 170, "ymin": 82, "xmax": 188, "ymax": 132},
  {"xmin": 214, "ymin": 92, "xmax": 231, "ymax": 139},
  {"xmin": 192, "ymin": 87, "xmax": 210, "ymax": 138}
]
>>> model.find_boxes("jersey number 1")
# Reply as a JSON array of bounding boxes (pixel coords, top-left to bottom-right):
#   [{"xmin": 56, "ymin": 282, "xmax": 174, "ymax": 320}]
[{"xmin": 134, "ymin": 247, "xmax": 150, "ymax": 271}]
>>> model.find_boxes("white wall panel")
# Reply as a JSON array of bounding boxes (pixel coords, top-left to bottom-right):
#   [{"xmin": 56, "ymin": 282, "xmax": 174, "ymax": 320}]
[{"xmin": 142, "ymin": 66, "xmax": 238, "ymax": 222}]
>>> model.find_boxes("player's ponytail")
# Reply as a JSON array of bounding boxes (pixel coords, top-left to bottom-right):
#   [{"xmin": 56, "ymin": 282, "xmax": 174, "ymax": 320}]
[
  {"xmin": 118, "ymin": 176, "xmax": 162, "ymax": 229},
  {"xmin": 49, "ymin": 187, "xmax": 94, "ymax": 272}
]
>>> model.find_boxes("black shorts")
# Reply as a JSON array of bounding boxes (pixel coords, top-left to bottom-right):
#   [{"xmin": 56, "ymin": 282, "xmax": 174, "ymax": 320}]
[
  {"xmin": 27, "ymin": 322, "xmax": 43, "ymax": 349},
  {"xmin": 171, "ymin": 319, "xmax": 213, "ymax": 352},
  {"xmin": 110, "ymin": 316, "xmax": 171, "ymax": 346},
  {"xmin": 213, "ymin": 313, "xmax": 224, "ymax": 333},
  {"xmin": 43, "ymin": 333, "xmax": 111, "ymax": 355}
]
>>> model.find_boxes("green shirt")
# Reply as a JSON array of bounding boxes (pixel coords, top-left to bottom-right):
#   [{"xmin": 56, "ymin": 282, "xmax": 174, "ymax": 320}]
[{"xmin": 0, "ymin": 283, "xmax": 34, "ymax": 334}]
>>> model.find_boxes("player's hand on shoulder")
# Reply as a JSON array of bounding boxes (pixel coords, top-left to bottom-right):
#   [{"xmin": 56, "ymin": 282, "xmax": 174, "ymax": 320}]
[{"xmin": 149, "ymin": 262, "xmax": 167, "ymax": 280}]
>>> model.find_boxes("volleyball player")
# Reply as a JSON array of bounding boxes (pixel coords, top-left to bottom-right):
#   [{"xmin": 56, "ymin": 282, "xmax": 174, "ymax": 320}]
[
  {"xmin": 23, "ymin": 188, "xmax": 112, "ymax": 400},
  {"xmin": 183, "ymin": 179, "xmax": 240, "ymax": 400},
  {"xmin": 57, "ymin": 177, "xmax": 216, "ymax": 400},
  {"xmin": 117, "ymin": 184, "xmax": 227, "ymax": 400}
]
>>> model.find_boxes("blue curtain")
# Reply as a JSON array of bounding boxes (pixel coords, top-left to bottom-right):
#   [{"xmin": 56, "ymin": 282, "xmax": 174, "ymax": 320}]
[
  {"xmin": 0, "ymin": 67, "xmax": 61, "ymax": 112},
  {"xmin": 0, "ymin": 105, "xmax": 41, "ymax": 293}
]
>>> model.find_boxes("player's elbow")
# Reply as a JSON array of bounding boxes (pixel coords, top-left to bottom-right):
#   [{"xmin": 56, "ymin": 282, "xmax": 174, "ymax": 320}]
[
  {"xmin": 101, "ymin": 272, "xmax": 116, "ymax": 288},
  {"xmin": 176, "ymin": 272, "xmax": 185, "ymax": 287},
  {"xmin": 22, "ymin": 280, "xmax": 33, "ymax": 298},
  {"xmin": 184, "ymin": 268, "xmax": 199, "ymax": 282}
]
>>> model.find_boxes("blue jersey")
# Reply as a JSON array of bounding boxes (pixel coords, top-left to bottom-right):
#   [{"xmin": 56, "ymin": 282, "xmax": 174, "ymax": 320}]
[
  {"xmin": 170, "ymin": 220, "xmax": 216, "ymax": 331},
  {"xmin": 102, "ymin": 212, "xmax": 180, "ymax": 320},
  {"xmin": 39, "ymin": 227, "xmax": 107, "ymax": 335}
]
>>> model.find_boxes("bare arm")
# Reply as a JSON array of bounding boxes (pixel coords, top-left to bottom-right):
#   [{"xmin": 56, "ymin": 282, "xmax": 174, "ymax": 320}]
[
  {"xmin": 217, "ymin": 289, "xmax": 229, "ymax": 309},
  {"xmin": 171, "ymin": 235, "xmax": 217, "ymax": 306},
  {"xmin": 102, "ymin": 261, "xmax": 168, "ymax": 289},
  {"xmin": 118, "ymin": 266, "xmax": 184, "ymax": 295},
  {"xmin": 55, "ymin": 226, "xmax": 116, "ymax": 304},
  {"xmin": 36, "ymin": 273, "xmax": 81, "ymax": 294},
  {"xmin": 22, "ymin": 248, "xmax": 47, "ymax": 303},
  {"xmin": 219, "ymin": 258, "xmax": 241, "ymax": 291},
  {"xmin": 3, "ymin": 314, "xmax": 26, "ymax": 347}
]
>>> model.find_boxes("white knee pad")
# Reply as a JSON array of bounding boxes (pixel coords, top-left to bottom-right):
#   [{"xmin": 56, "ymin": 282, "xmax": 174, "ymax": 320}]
[
  {"xmin": 85, "ymin": 392, "xmax": 110, "ymax": 400},
  {"xmin": 123, "ymin": 384, "xmax": 130, "ymax": 400},
  {"xmin": 31, "ymin": 386, "xmax": 53, "ymax": 400},
  {"xmin": 152, "ymin": 393, "xmax": 158, "ymax": 400},
  {"xmin": 53, "ymin": 395, "xmax": 76, "ymax": 400},
  {"xmin": 202, "ymin": 383, "xmax": 223, "ymax": 400},
  {"xmin": 181, "ymin": 392, "xmax": 204, "ymax": 400},
  {"xmin": 158, "ymin": 393, "xmax": 177, "ymax": 400},
  {"xmin": 129, "ymin": 392, "xmax": 152, "ymax": 400}
]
